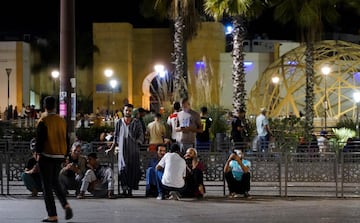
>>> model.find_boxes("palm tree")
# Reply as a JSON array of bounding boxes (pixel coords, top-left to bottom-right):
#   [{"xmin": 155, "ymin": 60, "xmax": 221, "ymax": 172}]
[
  {"xmin": 272, "ymin": 0, "xmax": 339, "ymax": 139},
  {"xmin": 142, "ymin": 0, "xmax": 201, "ymax": 100},
  {"xmin": 204, "ymin": 0, "xmax": 269, "ymax": 113}
]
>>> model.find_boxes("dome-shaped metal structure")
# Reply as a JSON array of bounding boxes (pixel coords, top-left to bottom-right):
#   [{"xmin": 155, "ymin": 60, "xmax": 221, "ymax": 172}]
[{"xmin": 248, "ymin": 40, "xmax": 360, "ymax": 124}]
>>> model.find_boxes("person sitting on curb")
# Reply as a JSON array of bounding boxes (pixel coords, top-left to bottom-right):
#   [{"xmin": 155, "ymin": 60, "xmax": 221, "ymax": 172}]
[
  {"xmin": 224, "ymin": 149, "xmax": 252, "ymax": 199},
  {"xmin": 155, "ymin": 143, "xmax": 186, "ymax": 200},
  {"xmin": 21, "ymin": 138, "xmax": 42, "ymax": 197},
  {"xmin": 182, "ymin": 147, "xmax": 206, "ymax": 198},
  {"xmin": 145, "ymin": 145, "xmax": 167, "ymax": 197},
  {"xmin": 59, "ymin": 142, "xmax": 87, "ymax": 196},
  {"xmin": 77, "ymin": 152, "xmax": 115, "ymax": 199}
]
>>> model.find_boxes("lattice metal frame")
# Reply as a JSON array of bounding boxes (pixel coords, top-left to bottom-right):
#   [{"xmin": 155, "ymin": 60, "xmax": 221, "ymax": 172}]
[{"xmin": 248, "ymin": 40, "xmax": 360, "ymax": 121}]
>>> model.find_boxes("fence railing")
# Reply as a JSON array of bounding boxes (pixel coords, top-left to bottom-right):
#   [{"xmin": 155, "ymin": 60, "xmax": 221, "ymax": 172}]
[{"xmin": 1, "ymin": 139, "xmax": 360, "ymax": 198}]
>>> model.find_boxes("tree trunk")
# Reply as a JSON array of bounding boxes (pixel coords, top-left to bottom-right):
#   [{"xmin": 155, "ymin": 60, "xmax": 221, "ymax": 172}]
[
  {"xmin": 304, "ymin": 42, "xmax": 315, "ymax": 139},
  {"xmin": 173, "ymin": 15, "xmax": 188, "ymax": 101},
  {"xmin": 232, "ymin": 17, "xmax": 247, "ymax": 113}
]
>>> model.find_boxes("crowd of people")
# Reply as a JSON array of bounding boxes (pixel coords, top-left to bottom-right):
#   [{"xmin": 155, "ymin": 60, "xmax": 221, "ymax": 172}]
[{"xmin": 20, "ymin": 95, "xmax": 253, "ymax": 217}]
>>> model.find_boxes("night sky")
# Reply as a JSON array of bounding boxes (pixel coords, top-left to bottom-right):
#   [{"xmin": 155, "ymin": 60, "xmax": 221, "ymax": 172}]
[{"xmin": 0, "ymin": 0, "xmax": 358, "ymax": 40}]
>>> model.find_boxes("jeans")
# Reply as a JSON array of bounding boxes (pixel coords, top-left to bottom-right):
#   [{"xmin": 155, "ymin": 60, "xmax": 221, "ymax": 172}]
[{"xmin": 21, "ymin": 172, "xmax": 42, "ymax": 192}]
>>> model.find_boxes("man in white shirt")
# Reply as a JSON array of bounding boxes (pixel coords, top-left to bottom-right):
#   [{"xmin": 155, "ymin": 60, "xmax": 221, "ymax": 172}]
[
  {"xmin": 176, "ymin": 97, "xmax": 202, "ymax": 152},
  {"xmin": 167, "ymin": 101, "xmax": 181, "ymax": 142},
  {"xmin": 256, "ymin": 107, "xmax": 272, "ymax": 153},
  {"xmin": 156, "ymin": 143, "xmax": 186, "ymax": 200}
]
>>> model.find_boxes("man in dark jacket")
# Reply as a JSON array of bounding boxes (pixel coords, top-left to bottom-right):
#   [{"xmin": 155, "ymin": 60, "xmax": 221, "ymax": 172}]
[{"xmin": 36, "ymin": 96, "xmax": 73, "ymax": 222}]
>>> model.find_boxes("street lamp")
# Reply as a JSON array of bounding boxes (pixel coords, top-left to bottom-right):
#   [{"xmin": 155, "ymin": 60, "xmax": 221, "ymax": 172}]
[
  {"xmin": 104, "ymin": 69, "xmax": 114, "ymax": 117},
  {"xmin": 6, "ymin": 68, "xmax": 12, "ymax": 120},
  {"xmin": 109, "ymin": 79, "xmax": 117, "ymax": 115},
  {"xmin": 321, "ymin": 66, "xmax": 331, "ymax": 130},
  {"xmin": 51, "ymin": 70, "xmax": 60, "ymax": 96},
  {"xmin": 154, "ymin": 64, "xmax": 166, "ymax": 78},
  {"xmin": 354, "ymin": 92, "xmax": 360, "ymax": 138}
]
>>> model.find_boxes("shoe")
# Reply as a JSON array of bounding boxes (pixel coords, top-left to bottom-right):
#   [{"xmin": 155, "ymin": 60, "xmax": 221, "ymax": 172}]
[
  {"xmin": 168, "ymin": 191, "xmax": 180, "ymax": 200},
  {"xmin": 76, "ymin": 191, "xmax": 85, "ymax": 199},
  {"xmin": 108, "ymin": 190, "xmax": 115, "ymax": 199},
  {"xmin": 42, "ymin": 218, "xmax": 58, "ymax": 222},
  {"xmin": 234, "ymin": 193, "xmax": 242, "ymax": 198},
  {"xmin": 156, "ymin": 195, "xmax": 164, "ymax": 200},
  {"xmin": 31, "ymin": 188, "xmax": 38, "ymax": 197},
  {"xmin": 228, "ymin": 192, "xmax": 236, "ymax": 198},
  {"xmin": 244, "ymin": 192, "xmax": 252, "ymax": 199},
  {"xmin": 65, "ymin": 207, "xmax": 73, "ymax": 220}
]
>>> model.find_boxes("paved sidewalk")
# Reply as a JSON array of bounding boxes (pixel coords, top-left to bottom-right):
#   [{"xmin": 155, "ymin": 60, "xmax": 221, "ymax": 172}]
[{"xmin": 1, "ymin": 195, "xmax": 360, "ymax": 223}]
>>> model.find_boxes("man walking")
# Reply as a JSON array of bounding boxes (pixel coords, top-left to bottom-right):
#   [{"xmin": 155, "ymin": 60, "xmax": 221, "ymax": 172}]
[{"xmin": 36, "ymin": 96, "xmax": 73, "ymax": 222}]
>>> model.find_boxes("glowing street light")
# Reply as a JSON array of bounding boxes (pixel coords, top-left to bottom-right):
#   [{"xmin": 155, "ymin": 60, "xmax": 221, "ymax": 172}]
[
  {"xmin": 272, "ymin": 76, "xmax": 280, "ymax": 84},
  {"xmin": 322, "ymin": 66, "xmax": 331, "ymax": 130},
  {"xmin": 104, "ymin": 69, "xmax": 113, "ymax": 78},
  {"xmin": 110, "ymin": 79, "xmax": 117, "ymax": 114},
  {"xmin": 154, "ymin": 64, "xmax": 166, "ymax": 78},
  {"xmin": 104, "ymin": 69, "xmax": 114, "ymax": 117},
  {"xmin": 51, "ymin": 70, "xmax": 60, "ymax": 96}
]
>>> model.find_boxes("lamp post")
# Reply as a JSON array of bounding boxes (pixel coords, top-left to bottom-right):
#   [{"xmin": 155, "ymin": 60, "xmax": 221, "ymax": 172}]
[
  {"xmin": 104, "ymin": 69, "xmax": 113, "ymax": 118},
  {"xmin": 321, "ymin": 66, "xmax": 331, "ymax": 130},
  {"xmin": 6, "ymin": 68, "xmax": 12, "ymax": 119},
  {"xmin": 109, "ymin": 79, "xmax": 117, "ymax": 116},
  {"xmin": 354, "ymin": 92, "xmax": 360, "ymax": 139},
  {"xmin": 51, "ymin": 70, "xmax": 60, "ymax": 96}
]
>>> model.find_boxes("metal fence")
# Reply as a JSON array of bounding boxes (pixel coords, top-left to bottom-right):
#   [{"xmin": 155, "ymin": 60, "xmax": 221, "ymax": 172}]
[{"xmin": 1, "ymin": 140, "xmax": 360, "ymax": 198}]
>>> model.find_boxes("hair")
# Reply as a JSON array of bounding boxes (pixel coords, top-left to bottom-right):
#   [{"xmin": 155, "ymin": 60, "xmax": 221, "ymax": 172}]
[
  {"xmin": 173, "ymin": 101, "xmax": 180, "ymax": 111},
  {"xmin": 200, "ymin": 106, "xmax": 207, "ymax": 114},
  {"xmin": 43, "ymin": 96, "xmax": 56, "ymax": 110},
  {"xmin": 87, "ymin": 152, "xmax": 97, "ymax": 159},
  {"xmin": 155, "ymin": 113, "xmax": 162, "ymax": 119},
  {"xmin": 180, "ymin": 97, "xmax": 189, "ymax": 105},
  {"xmin": 124, "ymin": 103, "xmax": 134, "ymax": 109},
  {"xmin": 187, "ymin": 147, "xmax": 198, "ymax": 157},
  {"xmin": 157, "ymin": 145, "xmax": 167, "ymax": 151},
  {"xmin": 170, "ymin": 143, "xmax": 180, "ymax": 153},
  {"xmin": 71, "ymin": 142, "xmax": 82, "ymax": 152}
]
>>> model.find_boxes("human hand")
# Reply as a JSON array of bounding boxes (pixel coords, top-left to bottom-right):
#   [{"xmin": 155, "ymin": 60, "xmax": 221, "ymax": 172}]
[{"xmin": 105, "ymin": 148, "xmax": 113, "ymax": 155}]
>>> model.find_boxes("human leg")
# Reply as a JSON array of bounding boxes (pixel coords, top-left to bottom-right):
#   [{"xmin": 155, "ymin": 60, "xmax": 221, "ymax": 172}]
[
  {"xmin": 77, "ymin": 169, "xmax": 96, "ymax": 198},
  {"xmin": 38, "ymin": 157, "xmax": 58, "ymax": 218},
  {"xmin": 21, "ymin": 172, "xmax": 37, "ymax": 192}
]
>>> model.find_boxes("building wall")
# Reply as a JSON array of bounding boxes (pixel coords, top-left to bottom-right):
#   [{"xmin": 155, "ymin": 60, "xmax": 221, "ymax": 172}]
[
  {"xmin": 0, "ymin": 41, "xmax": 30, "ymax": 115},
  {"xmin": 92, "ymin": 22, "xmax": 226, "ymax": 112},
  {"xmin": 93, "ymin": 23, "xmax": 133, "ymax": 113},
  {"xmin": 187, "ymin": 22, "xmax": 225, "ymax": 106}
]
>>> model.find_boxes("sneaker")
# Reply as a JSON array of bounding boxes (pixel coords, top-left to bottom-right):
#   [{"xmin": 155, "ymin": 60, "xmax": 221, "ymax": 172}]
[
  {"xmin": 233, "ymin": 193, "xmax": 242, "ymax": 198},
  {"xmin": 244, "ymin": 192, "xmax": 252, "ymax": 199},
  {"xmin": 228, "ymin": 192, "xmax": 236, "ymax": 198},
  {"xmin": 168, "ymin": 191, "xmax": 180, "ymax": 201},
  {"xmin": 156, "ymin": 195, "xmax": 164, "ymax": 200}
]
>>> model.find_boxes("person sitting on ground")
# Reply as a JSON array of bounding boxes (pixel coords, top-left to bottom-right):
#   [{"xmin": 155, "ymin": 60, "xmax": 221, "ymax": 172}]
[
  {"xmin": 182, "ymin": 147, "xmax": 206, "ymax": 198},
  {"xmin": 224, "ymin": 149, "xmax": 252, "ymax": 199},
  {"xmin": 145, "ymin": 145, "xmax": 167, "ymax": 197},
  {"xmin": 59, "ymin": 142, "xmax": 87, "ymax": 196},
  {"xmin": 155, "ymin": 143, "xmax": 186, "ymax": 200},
  {"xmin": 77, "ymin": 152, "xmax": 115, "ymax": 199},
  {"xmin": 21, "ymin": 138, "xmax": 42, "ymax": 197}
]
